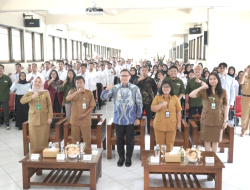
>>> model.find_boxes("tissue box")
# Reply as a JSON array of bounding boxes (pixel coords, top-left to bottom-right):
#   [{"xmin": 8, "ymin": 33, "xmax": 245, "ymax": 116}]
[
  {"xmin": 43, "ymin": 148, "xmax": 59, "ymax": 158},
  {"xmin": 165, "ymin": 151, "xmax": 181, "ymax": 162}
]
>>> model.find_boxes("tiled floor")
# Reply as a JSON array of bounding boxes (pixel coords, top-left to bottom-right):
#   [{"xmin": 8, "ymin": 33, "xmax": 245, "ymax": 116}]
[{"xmin": 0, "ymin": 100, "xmax": 249, "ymax": 190}]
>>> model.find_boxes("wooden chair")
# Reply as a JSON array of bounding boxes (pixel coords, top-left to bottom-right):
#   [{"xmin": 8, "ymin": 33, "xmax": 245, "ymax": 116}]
[
  {"xmin": 189, "ymin": 115, "xmax": 235, "ymax": 163},
  {"xmin": 150, "ymin": 119, "xmax": 190, "ymax": 150},
  {"xmin": 23, "ymin": 113, "xmax": 67, "ymax": 155},
  {"xmin": 106, "ymin": 118, "xmax": 146, "ymax": 159},
  {"xmin": 63, "ymin": 114, "xmax": 106, "ymax": 149}
]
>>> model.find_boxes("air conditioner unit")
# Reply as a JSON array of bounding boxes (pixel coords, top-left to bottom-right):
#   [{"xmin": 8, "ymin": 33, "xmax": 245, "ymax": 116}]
[{"xmin": 85, "ymin": 7, "xmax": 105, "ymax": 16}]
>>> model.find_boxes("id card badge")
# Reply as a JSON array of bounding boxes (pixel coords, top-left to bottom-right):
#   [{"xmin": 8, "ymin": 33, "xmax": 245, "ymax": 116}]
[
  {"xmin": 165, "ymin": 111, "xmax": 170, "ymax": 118},
  {"xmin": 82, "ymin": 103, "xmax": 86, "ymax": 109},
  {"xmin": 211, "ymin": 102, "xmax": 216, "ymax": 109}
]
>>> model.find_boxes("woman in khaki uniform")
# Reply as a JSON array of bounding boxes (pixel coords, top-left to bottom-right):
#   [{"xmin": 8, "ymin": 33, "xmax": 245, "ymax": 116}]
[
  {"xmin": 189, "ymin": 73, "xmax": 228, "ymax": 153},
  {"xmin": 21, "ymin": 76, "xmax": 53, "ymax": 150},
  {"xmin": 151, "ymin": 80, "xmax": 182, "ymax": 152}
]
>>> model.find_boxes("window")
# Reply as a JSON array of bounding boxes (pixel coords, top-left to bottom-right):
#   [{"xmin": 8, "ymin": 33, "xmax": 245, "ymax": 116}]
[
  {"xmin": 73, "ymin": 41, "xmax": 77, "ymax": 59},
  {"xmin": 177, "ymin": 46, "xmax": 179, "ymax": 58},
  {"xmin": 61, "ymin": 39, "xmax": 66, "ymax": 59},
  {"xmin": 12, "ymin": 29, "xmax": 22, "ymax": 62},
  {"xmin": 35, "ymin": 33, "xmax": 42, "ymax": 61},
  {"xmin": 78, "ymin": 42, "xmax": 81, "ymax": 59},
  {"xmin": 55, "ymin": 37, "xmax": 60, "ymax": 60},
  {"xmin": 0, "ymin": 26, "xmax": 10, "ymax": 62},
  {"xmin": 25, "ymin": 31, "xmax": 43, "ymax": 62},
  {"xmin": 180, "ymin": 44, "xmax": 183, "ymax": 59},
  {"xmin": 197, "ymin": 36, "xmax": 205, "ymax": 60},
  {"xmin": 68, "ymin": 40, "xmax": 73, "ymax": 60},
  {"xmin": 25, "ymin": 32, "xmax": 33, "ymax": 61},
  {"xmin": 189, "ymin": 39, "xmax": 195, "ymax": 59},
  {"xmin": 47, "ymin": 36, "xmax": 53, "ymax": 60},
  {"xmin": 0, "ymin": 25, "xmax": 25, "ymax": 63}
]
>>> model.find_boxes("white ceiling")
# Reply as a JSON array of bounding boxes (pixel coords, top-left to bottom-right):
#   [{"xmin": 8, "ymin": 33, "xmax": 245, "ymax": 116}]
[{"xmin": 0, "ymin": 0, "xmax": 249, "ymax": 44}]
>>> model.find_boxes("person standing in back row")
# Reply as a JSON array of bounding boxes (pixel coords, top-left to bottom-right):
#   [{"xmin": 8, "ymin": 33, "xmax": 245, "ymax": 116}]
[
  {"xmin": 0, "ymin": 65, "xmax": 12, "ymax": 130},
  {"xmin": 238, "ymin": 65, "xmax": 250, "ymax": 137},
  {"xmin": 134, "ymin": 66, "xmax": 157, "ymax": 134}
]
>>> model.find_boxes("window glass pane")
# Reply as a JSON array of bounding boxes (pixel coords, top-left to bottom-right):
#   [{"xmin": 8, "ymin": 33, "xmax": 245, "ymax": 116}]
[
  {"xmin": 12, "ymin": 29, "xmax": 21, "ymax": 61},
  {"xmin": 61, "ymin": 39, "xmax": 66, "ymax": 59},
  {"xmin": 68, "ymin": 40, "xmax": 72, "ymax": 60},
  {"xmin": 73, "ymin": 41, "xmax": 77, "ymax": 59},
  {"xmin": 78, "ymin": 42, "xmax": 81, "ymax": 59},
  {"xmin": 55, "ymin": 37, "xmax": 60, "ymax": 59},
  {"xmin": 0, "ymin": 27, "xmax": 9, "ymax": 61},
  {"xmin": 35, "ymin": 33, "xmax": 41, "ymax": 60},
  {"xmin": 47, "ymin": 36, "xmax": 53, "ymax": 60},
  {"xmin": 25, "ymin": 32, "xmax": 32, "ymax": 61}
]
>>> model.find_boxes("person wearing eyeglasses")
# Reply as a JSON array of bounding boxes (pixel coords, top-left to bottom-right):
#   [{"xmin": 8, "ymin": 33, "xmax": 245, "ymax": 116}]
[
  {"xmin": 151, "ymin": 80, "xmax": 182, "ymax": 152},
  {"xmin": 100, "ymin": 69, "xmax": 143, "ymax": 167}
]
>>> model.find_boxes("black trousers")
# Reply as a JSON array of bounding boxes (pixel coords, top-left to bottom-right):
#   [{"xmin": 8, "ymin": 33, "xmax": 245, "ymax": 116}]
[
  {"xmin": 15, "ymin": 95, "xmax": 29, "ymax": 129},
  {"xmin": 92, "ymin": 90, "xmax": 97, "ymax": 111},
  {"xmin": 0, "ymin": 101, "xmax": 9, "ymax": 124},
  {"xmin": 143, "ymin": 103, "xmax": 152, "ymax": 134},
  {"xmin": 115, "ymin": 124, "xmax": 135, "ymax": 158},
  {"xmin": 96, "ymin": 83, "xmax": 103, "ymax": 109},
  {"xmin": 188, "ymin": 106, "xmax": 203, "ymax": 119},
  {"xmin": 53, "ymin": 93, "xmax": 61, "ymax": 113},
  {"xmin": 114, "ymin": 76, "xmax": 118, "ymax": 85}
]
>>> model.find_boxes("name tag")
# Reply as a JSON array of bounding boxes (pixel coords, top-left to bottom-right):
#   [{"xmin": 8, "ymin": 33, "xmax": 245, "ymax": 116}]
[
  {"xmin": 165, "ymin": 111, "xmax": 170, "ymax": 118},
  {"xmin": 56, "ymin": 154, "xmax": 65, "ymax": 161},
  {"xmin": 31, "ymin": 154, "xmax": 40, "ymax": 161},
  {"xmin": 83, "ymin": 154, "xmax": 92, "ymax": 161},
  {"xmin": 82, "ymin": 103, "xmax": 86, "ymax": 109},
  {"xmin": 169, "ymin": 151, "xmax": 178, "ymax": 155},
  {"xmin": 92, "ymin": 150, "xmax": 99, "ymax": 155},
  {"xmin": 205, "ymin": 157, "xmax": 214, "ymax": 163},
  {"xmin": 177, "ymin": 83, "xmax": 180, "ymax": 85},
  {"xmin": 150, "ymin": 156, "xmax": 159, "ymax": 163}
]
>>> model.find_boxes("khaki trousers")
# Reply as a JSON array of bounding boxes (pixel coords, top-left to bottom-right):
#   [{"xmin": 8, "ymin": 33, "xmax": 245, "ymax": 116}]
[
  {"xmin": 71, "ymin": 125, "xmax": 91, "ymax": 152},
  {"xmin": 241, "ymin": 96, "xmax": 250, "ymax": 134},
  {"xmin": 29, "ymin": 124, "xmax": 50, "ymax": 151},
  {"xmin": 154, "ymin": 129, "xmax": 176, "ymax": 152}
]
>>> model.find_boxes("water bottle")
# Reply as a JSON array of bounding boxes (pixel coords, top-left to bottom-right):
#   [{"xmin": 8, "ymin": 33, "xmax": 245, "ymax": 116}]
[{"xmin": 155, "ymin": 144, "xmax": 160, "ymax": 157}]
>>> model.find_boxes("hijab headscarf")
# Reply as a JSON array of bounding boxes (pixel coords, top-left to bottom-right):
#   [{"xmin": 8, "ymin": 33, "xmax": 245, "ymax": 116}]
[
  {"xmin": 129, "ymin": 67, "xmax": 139, "ymax": 83},
  {"xmin": 227, "ymin": 66, "xmax": 235, "ymax": 78},
  {"xmin": 18, "ymin": 72, "xmax": 29, "ymax": 84},
  {"xmin": 29, "ymin": 76, "xmax": 47, "ymax": 92}
]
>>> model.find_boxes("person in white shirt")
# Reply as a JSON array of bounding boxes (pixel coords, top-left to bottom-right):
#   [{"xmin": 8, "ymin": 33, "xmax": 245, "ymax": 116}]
[
  {"xmin": 26, "ymin": 63, "xmax": 44, "ymax": 83},
  {"xmin": 96, "ymin": 64, "xmax": 108, "ymax": 109},
  {"xmin": 27, "ymin": 64, "xmax": 32, "ymax": 74},
  {"xmin": 9, "ymin": 63, "xmax": 22, "ymax": 84},
  {"xmin": 116, "ymin": 61, "xmax": 123, "ymax": 78},
  {"xmin": 218, "ymin": 62, "xmax": 235, "ymax": 110},
  {"xmin": 177, "ymin": 66, "xmax": 185, "ymax": 79},
  {"xmin": 77, "ymin": 63, "xmax": 90, "ymax": 90},
  {"xmin": 113, "ymin": 61, "xmax": 119, "ymax": 85},
  {"xmin": 88, "ymin": 62, "xmax": 97, "ymax": 112},
  {"xmin": 107, "ymin": 62, "xmax": 116, "ymax": 101},
  {"xmin": 41, "ymin": 61, "xmax": 51, "ymax": 81},
  {"xmin": 56, "ymin": 60, "xmax": 67, "ymax": 81},
  {"xmin": 74, "ymin": 61, "xmax": 81, "ymax": 75}
]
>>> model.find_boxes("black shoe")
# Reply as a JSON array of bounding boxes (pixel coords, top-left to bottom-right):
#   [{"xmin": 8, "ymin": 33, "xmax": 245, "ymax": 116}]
[
  {"xmin": 125, "ymin": 157, "xmax": 132, "ymax": 167},
  {"xmin": 18, "ymin": 127, "xmax": 22, "ymax": 130},
  {"xmin": 117, "ymin": 157, "xmax": 125, "ymax": 167}
]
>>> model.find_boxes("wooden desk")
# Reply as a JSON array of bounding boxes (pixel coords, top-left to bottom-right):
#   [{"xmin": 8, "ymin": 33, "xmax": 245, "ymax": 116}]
[
  {"xmin": 19, "ymin": 147, "xmax": 103, "ymax": 190},
  {"xmin": 141, "ymin": 150, "xmax": 225, "ymax": 190}
]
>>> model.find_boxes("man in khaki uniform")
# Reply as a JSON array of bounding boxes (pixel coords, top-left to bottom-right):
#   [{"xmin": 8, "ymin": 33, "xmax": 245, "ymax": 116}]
[
  {"xmin": 239, "ymin": 65, "xmax": 250, "ymax": 137},
  {"xmin": 66, "ymin": 76, "xmax": 96, "ymax": 152}
]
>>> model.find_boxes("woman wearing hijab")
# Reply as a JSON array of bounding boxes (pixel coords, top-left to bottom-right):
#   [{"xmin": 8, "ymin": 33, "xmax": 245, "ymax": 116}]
[
  {"xmin": 20, "ymin": 76, "xmax": 53, "ymax": 150},
  {"xmin": 228, "ymin": 66, "xmax": 236, "ymax": 78},
  {"xmin": 60, "ymin": 69, "xmax": 76, "ymax": 119},
  {"xmin": 129, "ymin": 67, "xmax": 139, "ymax": 84},
  {"xmin": 10, "ymin": 72, "xmax": 31, "ymax": 130},
  {"xmin": 44, "ymin": 70, "xmax": 64, "ymax": 113},
  {"xmin": 184, "ymin": 64, "xmax": 191, "ymax": 78}
]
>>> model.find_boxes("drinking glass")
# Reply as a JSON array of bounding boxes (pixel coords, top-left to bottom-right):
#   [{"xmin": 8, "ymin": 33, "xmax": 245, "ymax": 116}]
[{"xmin": 161, "ymin": 144, "xmax": 167, "ymax": 158}]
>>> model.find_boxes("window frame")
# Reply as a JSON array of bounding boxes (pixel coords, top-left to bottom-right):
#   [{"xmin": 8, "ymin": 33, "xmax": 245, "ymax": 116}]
[
  {"xmin": 49, "ymin": 35, "xmax": 68, "ymax": 61},
  {"xmin": 0, "ymin": 24, "xmax": 25, "ymax": 63}
]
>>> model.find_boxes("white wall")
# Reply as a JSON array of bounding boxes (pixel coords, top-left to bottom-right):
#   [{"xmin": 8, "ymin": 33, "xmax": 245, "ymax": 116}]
[{"xmin": 207, "ymin": 9, "xmax": 250, "ymax": 72}]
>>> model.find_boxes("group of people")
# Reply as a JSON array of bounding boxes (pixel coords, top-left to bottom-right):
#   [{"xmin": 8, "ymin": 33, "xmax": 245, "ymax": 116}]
[{"xmin": 0, "ymin": 57, "xmax": 249, "ymax": 167}]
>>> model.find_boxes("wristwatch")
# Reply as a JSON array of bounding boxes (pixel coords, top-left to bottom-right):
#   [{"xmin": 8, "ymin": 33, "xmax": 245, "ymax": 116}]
[
  {"xmin": 223, "ymin": 120, "xmax": 228, "ymax": 123},
  {"xmin": 199, "ymin": 80, "xmax": 203, "ymax": 84}
]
